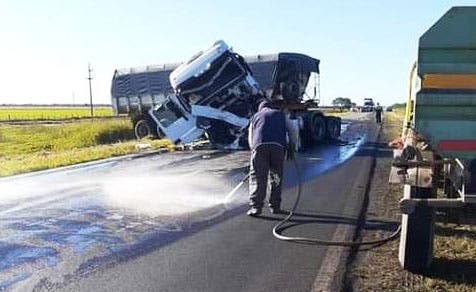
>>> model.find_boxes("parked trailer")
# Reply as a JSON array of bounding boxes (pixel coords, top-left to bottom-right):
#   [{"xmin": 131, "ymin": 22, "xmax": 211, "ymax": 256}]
[
  {"xmin": 390, "ymin": 6, "xmax": 476, "ymax": 273},
  {"xmin": 112, "ymin": 41, "xmax": 341, "ymax": 148}
]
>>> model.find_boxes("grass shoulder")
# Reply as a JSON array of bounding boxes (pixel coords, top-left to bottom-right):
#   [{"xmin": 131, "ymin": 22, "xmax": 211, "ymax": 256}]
[{"xmin": 0, "ymin": 119, "xmax": 171, "ymax": 176}]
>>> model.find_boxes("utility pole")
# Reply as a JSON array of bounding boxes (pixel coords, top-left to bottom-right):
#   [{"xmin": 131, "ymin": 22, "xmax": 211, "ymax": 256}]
[{"xmin": 87, "ymin": 63, "xmax": 94, "ymax": 117}]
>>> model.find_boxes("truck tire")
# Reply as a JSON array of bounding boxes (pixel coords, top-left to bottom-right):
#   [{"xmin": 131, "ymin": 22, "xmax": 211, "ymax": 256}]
[
  {"xmin": 465, "ymin": 159, "xmax": 476, "ymax": 194},
  {"xmin": 310, "ymin": 114, "xmax": 326, "ymax": 143},
  {"xmin": 399, "ymin": 185, "xmax": 435, "ymax": 273},
  {"xmin": 134, "ymin": 119, "xmax": 151, "ymax": 139},
  {"xmin": 326, "ymin": 117, "xmax": 341, "ymax": 140}
]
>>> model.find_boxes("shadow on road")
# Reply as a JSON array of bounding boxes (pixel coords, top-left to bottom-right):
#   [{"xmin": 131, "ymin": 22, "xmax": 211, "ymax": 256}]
[{"xmin": 355, "ymin": 141, "xmax": 393, "ymax": 158}]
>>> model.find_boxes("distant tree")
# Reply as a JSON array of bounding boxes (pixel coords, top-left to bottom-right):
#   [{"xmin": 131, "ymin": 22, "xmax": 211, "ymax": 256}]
[
  {"xmin": 391, "ymin": 102, "xmax": 406, "ymax": 108},
  {"xmin": 332, "ymin": 97, "xmax": 352, "ymax": 109}
]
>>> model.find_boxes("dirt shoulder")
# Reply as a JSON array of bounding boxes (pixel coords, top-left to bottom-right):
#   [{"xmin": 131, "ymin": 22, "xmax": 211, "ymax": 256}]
[{"xmin": 347, "ymin": 111, "xmax": 476, "ymax": 291}]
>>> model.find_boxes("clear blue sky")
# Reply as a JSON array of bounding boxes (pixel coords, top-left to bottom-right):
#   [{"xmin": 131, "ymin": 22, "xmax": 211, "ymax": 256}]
[{"xmin": 0, "ymin": 0, "xmax": 474, "ymax": 106}]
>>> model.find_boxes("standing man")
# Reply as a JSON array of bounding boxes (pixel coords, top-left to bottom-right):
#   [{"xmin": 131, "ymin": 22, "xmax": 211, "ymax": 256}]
[
  {"xmin": 375, "ymin": 102, "xmax": 383, "ymax": 123},
  {"xmin": 247, "ymin": 100, "xmax": 297, "ymax": 216}
]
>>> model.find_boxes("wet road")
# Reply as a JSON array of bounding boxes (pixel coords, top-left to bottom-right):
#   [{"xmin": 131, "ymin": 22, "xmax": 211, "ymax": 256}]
[{"xmin": 0, "ymin": 114, "xmax": 378, "ymax": 291}]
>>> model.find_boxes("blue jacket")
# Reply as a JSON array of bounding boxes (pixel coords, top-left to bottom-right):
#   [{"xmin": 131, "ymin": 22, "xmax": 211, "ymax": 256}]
[{"xmin": 248, "ymin": 101, "xmax": 287, "ymax": 150}]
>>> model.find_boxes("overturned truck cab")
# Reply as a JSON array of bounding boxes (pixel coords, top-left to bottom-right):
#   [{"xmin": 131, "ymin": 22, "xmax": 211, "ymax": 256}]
[
  {"xmin": 148, "ymin": 40, "xmax": 340, "ymax": 149},
  {"xmin": 150, "ymin": 41, "xmax": 259, "ymax": 147}
]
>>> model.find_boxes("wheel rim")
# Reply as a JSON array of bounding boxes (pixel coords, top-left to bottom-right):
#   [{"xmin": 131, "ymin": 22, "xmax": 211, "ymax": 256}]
[{"xmin": 135, "ymin": 120, "xmax": 150, "ymax": 139}]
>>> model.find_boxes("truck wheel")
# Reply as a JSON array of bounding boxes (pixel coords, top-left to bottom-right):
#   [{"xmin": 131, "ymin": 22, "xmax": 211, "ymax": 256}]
[
  {"xmin": 465, "ymin": 159, "xmax": 476, "ymax": 194},
  {"xmin": 326, "ymin": 117, "xmax": 341, "ymax": 140},
  {"xmin": 134, "ymin": 119, "xmax": 151, "ymax": 139},
  {"xmin": 399, "ymin": 185, "xmax": 435, "ymax": 273},
  {"xmin": 310, "ymin": 114, "xmax": 326, "ymax": 143}
]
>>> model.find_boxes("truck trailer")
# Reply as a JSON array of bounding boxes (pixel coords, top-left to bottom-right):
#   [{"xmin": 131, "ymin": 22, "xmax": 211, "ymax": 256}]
[
  {"xmin": 390, "ymin": 6, "xmax": 476, "ymax": 273},
  {"xmin": 111, "ymin": 41, "xmax": 341, "ymax": 149}
]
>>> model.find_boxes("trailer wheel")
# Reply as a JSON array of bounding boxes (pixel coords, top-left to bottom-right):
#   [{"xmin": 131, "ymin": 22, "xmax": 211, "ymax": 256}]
[
  {"xmin": 326, "ymin": 117, "xmax": 341, "ymax": 140},
  {"xmin": 134, "ymin": 119, "xmax": 151, "ymax": 139},
  {"xmin": 399, "ymin": 185, "xmax": 435, "ymax": 273},
  {"xmin": 466, "ymin": 159, "xmax": 476, "ymax": 194},
  {"xmin": 310, "ymin": 114, "xmax": 326, "ymax": 143}
]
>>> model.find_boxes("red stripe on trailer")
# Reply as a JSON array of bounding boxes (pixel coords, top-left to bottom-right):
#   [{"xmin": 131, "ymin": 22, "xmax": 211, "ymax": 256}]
[{"xmin": 437, "ymin": 140, "xmax": 476, "ymax": 151}]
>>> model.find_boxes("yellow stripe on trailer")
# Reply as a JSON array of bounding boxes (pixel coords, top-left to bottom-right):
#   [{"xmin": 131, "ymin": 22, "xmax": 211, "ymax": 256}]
[{"xmin": 421, "ymin": 74, "xmax": 476, "ymax": 89}]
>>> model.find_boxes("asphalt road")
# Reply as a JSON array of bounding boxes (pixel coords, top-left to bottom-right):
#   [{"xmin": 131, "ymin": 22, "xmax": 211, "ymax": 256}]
[{"xmin": 0, "ymin": 113, "xmax": 379, "ymax": 291}]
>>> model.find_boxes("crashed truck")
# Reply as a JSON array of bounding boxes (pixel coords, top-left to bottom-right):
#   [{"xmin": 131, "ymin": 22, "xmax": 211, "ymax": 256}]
[
  {"xmin": 391, "ymin": 7, "xmax": 476, "ymax": 273},
  {"xmin": 111, "ymin": 40, "xmax": 341, "ymax": 149}
]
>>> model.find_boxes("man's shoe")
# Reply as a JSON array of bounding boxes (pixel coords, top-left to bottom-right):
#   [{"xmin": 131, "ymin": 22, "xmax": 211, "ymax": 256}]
[
  {"xmin": 270, "ymin": 207, "xmax": 286, "ymax": 215},
  {"xmin": 247, "ymin": 207, "xmax": 262, "ymax": 216}
]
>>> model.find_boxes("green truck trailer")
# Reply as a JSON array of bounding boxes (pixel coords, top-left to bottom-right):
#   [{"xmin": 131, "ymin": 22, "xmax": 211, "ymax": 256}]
[{"xmin": 391, "ymin": 6, "xmax": 476, "ymax": 273}]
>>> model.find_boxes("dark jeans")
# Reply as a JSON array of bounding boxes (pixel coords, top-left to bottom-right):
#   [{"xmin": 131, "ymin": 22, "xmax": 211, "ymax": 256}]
[
  {"xmin": 375, "ymin": 111, "xmax": 382, "ymax": 123},
  {"xmin": 249, "ymin": 144, "xmax": 285, "ymax": 209}
]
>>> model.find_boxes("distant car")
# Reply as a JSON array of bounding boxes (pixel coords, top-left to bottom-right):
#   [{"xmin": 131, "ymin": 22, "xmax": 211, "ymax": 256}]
[{"xmin": 386, "ymin": 106, "xmax": 393, "ymax": 112}]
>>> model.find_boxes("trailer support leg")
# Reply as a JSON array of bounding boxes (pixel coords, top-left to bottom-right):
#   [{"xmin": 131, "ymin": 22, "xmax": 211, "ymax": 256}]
[{"xmin": 399, "ymin": 185, "xmax": 435, "ymax": 273}]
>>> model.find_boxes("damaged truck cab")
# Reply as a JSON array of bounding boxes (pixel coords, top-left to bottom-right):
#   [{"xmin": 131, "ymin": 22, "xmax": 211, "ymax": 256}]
[{"xmin": 150, "ymin": 41, "xmax": 259, "ymax": 147}]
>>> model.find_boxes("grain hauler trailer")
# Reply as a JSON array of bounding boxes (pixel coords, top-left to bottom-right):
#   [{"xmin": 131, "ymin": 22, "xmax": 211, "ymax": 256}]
[
  {"xmin": 390, "ymin": 7, "xmax": 476, "ymax": 273},
  {"xmin": 111, "ymin": 64, "xmax": 180, "ymax": 139},
  {"xmin": 114, "ymin": 40, "xmax": 341, "ymax": 149}
]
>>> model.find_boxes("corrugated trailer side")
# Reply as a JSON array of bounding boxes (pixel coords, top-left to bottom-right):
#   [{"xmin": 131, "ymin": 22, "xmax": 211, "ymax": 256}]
[{"xmin": 415, "ymin": 6, "xmax": 476, "ymax": 160}]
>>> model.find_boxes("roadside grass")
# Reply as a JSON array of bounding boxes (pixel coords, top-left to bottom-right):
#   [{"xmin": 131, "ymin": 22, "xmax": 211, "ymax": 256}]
[
  {"xmin": 0, "ymin": 106, "xmax": 113, "ymax": 121},
  {"xmin": 0, "ymin": 119, "xmax": 171, "ymax": 176},
  {"xmin": 353, "ymin": 105, "xmax": 476, "ymax": 291},
  {"xmin": 386, "ymin": 106, "xmax": 405, "ymax": 137},
  {"xmin": 322, "ymin": 109, "xmax": 353, "ymax": 117}
]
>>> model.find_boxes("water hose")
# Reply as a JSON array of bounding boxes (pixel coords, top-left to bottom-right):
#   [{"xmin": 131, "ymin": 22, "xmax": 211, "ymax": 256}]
[{"xmin": 271, "ymin": 158, "xmax": 401, "ymax": 246}]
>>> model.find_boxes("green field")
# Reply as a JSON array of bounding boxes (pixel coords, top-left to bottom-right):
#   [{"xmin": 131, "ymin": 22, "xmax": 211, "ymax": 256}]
[
  {"xmin": 0, "ymin": 106, "xmax": 113, "ymax": 121},
  {"xmin": 0, "ymin": 119, "xmax": 171, "ymax": 176}
]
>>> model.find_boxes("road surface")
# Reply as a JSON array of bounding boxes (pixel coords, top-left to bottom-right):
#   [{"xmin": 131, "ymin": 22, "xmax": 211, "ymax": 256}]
[{"xmin": 0, "ymin": 113, "xmax": 379, "ymax": 291}]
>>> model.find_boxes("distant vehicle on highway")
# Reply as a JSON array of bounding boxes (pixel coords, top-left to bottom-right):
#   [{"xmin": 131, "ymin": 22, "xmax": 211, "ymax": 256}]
[{"xmin": 362, "ymin": 98, "xmax": 374, "ymax": 112}]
